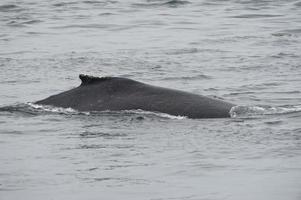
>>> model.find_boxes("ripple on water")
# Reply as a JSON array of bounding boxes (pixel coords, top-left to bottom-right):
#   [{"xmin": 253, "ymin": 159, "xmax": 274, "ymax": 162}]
[
  {"xmin": 21, "ymin": 19, "xmax": 43, "ymax": 25},
  {"xmin": 294, "ymin": 1, "xmax": 301, "ymax": 7},
  {"xmin": 52, "ymin": 2, "xmax": 78, "ymax": 7},
  {"xmin": 6, "ymin": 21, "xmax": 27, "ymax": 27},
  {"xmin": 0, "ymin": 130, "xmax": 23, "ymax": 135},
  {"xmin": 264, "ymin": 120, "xmax": 283, "ymax": 125},
  {"xmin": 0, "ymin": 4, "xmax": 19, "ymax": 12},
  {"xmin": 132, "ymin": 0, "xmax": 191, "ymax": 8},
  {"xmin": 82, "ymin": 0, "xmax": 118, "ymax": 5},
  {"xmin": 230, "ymin": 14, "xmax": 284, "ymax": 18},
  {"xmin": 161, "ymin": 74, "xmax": 212, "ymax": 81},
  {"xmin": 79, "ymin": 131, "xmax": 128, "ymax": 138},
  {"xmin": 52, "ymin": 0, "xmax": 117, "ymax": 8},
  {"xmin": 50, "ymin": 23, "xmax": 117, "ymax": 30},
  {"xmin": 98, "ymin": 12, "xmax": 115, "ymax": 16},
  {"xmin": 271, "ymin": 28, "xmax": 301, "ymax": 38}
]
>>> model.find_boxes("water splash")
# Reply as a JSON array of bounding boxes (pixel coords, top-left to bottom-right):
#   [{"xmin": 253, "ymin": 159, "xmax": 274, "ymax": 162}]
[
  {"xmin": 0, "ymin": 103, "xmax": 186, "ymax": 120},
  {"xmin": 230, "ymin": 105, "xmax": 301, "ymax": 118},
  {"xmin": 2, "ymin": 103, "xmax": 300, "ymax": 120},
  {"xmin": 0, "ymin": 103, "xmax": 89, "ymax": 116},
  {"xmin": 117, "ymin": 109, "xmax": 186, "ymax": 120},
  {"xmin": 27, "ymin": 103, "xmax": 90, "ymax": 115}
]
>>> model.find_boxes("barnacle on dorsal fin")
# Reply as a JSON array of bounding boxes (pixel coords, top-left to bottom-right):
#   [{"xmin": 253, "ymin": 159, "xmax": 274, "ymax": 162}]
[{"xmin": 79, "ymin": 74, "xmax": 111, "ymax": 85}]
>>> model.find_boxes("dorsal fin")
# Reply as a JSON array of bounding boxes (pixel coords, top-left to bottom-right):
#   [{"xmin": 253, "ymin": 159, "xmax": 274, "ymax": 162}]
[{"xmin": 79, "ymin": 74, "xmax": 111, "ymax": 85}]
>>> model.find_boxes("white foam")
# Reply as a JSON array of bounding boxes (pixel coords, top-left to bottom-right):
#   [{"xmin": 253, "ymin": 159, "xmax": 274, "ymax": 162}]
[
  {"xmin": 121, "ymin": 109, "xmax": 187, "ymax": 120},
  {"xmin": 27, "ymin": 103, "xmax": 90, "ymax": 115},
  {"xmin": 230, "ymin": 105, "xmax": 301, "ymax": 118},
  {"xmin": 27, "ymin": 103, "xmax": 186, "ymax": 119}
]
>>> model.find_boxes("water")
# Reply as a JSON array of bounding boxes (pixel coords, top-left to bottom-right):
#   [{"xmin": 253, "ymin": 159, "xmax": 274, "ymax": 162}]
[{"xmin": 1, "ymin": 0, "xmax": 301, "ymax": 199}]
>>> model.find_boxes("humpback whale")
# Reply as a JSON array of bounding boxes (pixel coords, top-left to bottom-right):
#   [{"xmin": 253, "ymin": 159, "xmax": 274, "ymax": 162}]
[{"xmin": 35, "ymin": 74, "xmax": 235, "ymax": 118}]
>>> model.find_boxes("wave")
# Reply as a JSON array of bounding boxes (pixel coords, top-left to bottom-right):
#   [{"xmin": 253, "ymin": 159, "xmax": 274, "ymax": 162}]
[
  {"xmin": 0, "ymin": 103, "xmax": 88, "ymax": 116},
  {"xmin": 272, "ymin": 28, "xmax": 301, "ymax": 37},
  {"xmin": 0, "ymin": 4, "xmax": 18, "ymax": 11},
  {"xmin": 162, "ymin": 74, "xmax": 211, "ymax": 81},
  {"xmin": 0, "ymin": 103, "xmax": 185, "ymax": 120},
  {"xmin": 230, "ymin": 14, "xmax": 283, "ymax": 19},
  {"xmin": 1, "ymin": 103, "xmax": 300, "ymax": 120},
  {"xmin": 132, "ymin": 0, "xmax": 190, "ymax": 8},
  {"xmin": 52, "ymin": 2, "xmax": 78, "ymax": 7},
  {"xmin": 230, "ymin": 105, "xmax": 301, "ymax": 118}
]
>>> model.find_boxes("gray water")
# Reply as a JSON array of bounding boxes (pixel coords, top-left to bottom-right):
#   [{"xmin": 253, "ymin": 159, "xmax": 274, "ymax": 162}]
[{"xmin": 1, "ymin": 0, "xmax": 301, "ymax": 199}]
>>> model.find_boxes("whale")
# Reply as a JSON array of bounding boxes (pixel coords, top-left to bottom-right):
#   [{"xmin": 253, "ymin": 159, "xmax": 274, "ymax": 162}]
[{"xmin": 35, "ymin": 74, "xmax": 235, "ymax": 118}]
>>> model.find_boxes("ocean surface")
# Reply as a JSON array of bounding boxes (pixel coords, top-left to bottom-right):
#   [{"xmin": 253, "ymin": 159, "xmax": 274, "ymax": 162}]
[{"xmin": 1, "ymin": 0, "xmax": 301, "ymax": 199}]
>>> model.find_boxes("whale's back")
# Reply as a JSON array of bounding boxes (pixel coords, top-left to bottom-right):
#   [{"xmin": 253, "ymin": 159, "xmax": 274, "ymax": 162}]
[{"xmin": 36, "ymin": 75, "xmax": 235, "ymax": 118}]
